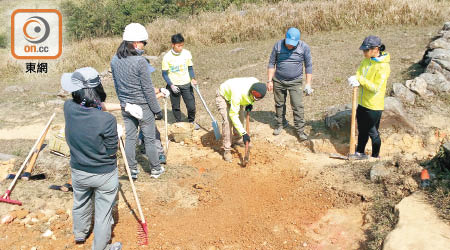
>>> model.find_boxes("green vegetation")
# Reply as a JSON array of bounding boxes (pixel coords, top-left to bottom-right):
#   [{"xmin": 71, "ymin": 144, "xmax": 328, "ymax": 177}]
[
  {"xmin": 0, "ymin": 33, "xmax": 7, "ymax": 48},
  {"xmin": 62, "ymin": 0, "xmax": 286, "ymax": 39}
]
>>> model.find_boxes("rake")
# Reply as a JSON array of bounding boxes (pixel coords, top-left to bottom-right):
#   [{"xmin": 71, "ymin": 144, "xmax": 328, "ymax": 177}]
[
  {"xmin": 0, "ymin": 113, "xmax": 55, "ymax": 206},
  {"xmin": 118, "ymin": 136, "xmax": 148, "ymax": 245}
]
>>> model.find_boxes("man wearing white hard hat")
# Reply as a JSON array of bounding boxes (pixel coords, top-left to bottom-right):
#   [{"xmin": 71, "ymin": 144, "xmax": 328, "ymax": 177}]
[
  {"xmin": 267, "ymin": 27, "xmax": 313, "ymax": 142},
  {"xmin": 110, "ymin": 23, "xmax": 165, "ymax": 179}
]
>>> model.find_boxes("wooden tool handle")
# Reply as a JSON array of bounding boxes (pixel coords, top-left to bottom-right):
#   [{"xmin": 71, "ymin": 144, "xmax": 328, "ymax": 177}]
[
  {"xmin": 349, "ymin": 87, "xmax": 358, "ymax": 155},
  {"xmin": 119, "ymin": 138, "xmax": 146, "ymax": 223},
  {"xmin": 164, "ymin": 98, "xmax": 169, "ymax": 153},
  {"xmin": 3, "ymin": 113, "xmax": 55, "ymax": 197},
  {"xmin": 23, "ymin": 125, "xmax": 51, "ymax": 177},
  {"xmin": 246, "ymin": 111, "xmax": 250, "ymax": 135}
]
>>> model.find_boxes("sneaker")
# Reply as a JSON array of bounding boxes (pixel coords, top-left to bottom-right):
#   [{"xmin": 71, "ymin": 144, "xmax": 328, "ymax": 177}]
[
  {"xmin": 223, "ymin": 150, "xmax": 232, "ymax": 162},
  {"xmin": 110, "ymin": 242, "xmax": 122, "ymax": 250},
  {"xmin": 159, "ymin": 154, "xmax": 167, "ymax": 164},
  {"xmin": 75, "ymin": 237, "xmax": 85, "ymax": 244},
  {"xmin": 273, "ymin": 121, "xmax": 289, "ymax": 136},
  {"xmin": 131, "ymin": 169, "xmax": 139, "ymax": 180},
  {"xmin": 297, "ymin": 132, "xmax": 308, "ymax": 142},
  {"xmin": 351, "ymin": 152, "xmax": 369, "ymax": 160},
  {"xmin": 192, "ymin": 122, "xmax": 200, "ymax": 130},
  {"xmin": 150, "ymin": 166, "xmax": 165, "ymax": 178}
]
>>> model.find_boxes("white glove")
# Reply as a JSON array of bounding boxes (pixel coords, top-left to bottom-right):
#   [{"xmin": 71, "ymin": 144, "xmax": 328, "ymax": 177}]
[
  {"xmin": 117, "ymin": 124, "xmax": 124, "ymax": 138},
  {"xmin": 125, "ymin": 103, "xmax": 143, "ymax": 120},
  {"xmin": 160, "ymin": 88, "xmax": 170, "ymax": 98},
  {"xmin": 170, "ymin": 85, "xmax": 180, "ymax": 94},
  {"xmin": 348, "ymin": 75, "xmax": 360, "ymax": 87},
  {"xmin": 304, "ymin": 84, "xmax": 314, "ymax": 95}
]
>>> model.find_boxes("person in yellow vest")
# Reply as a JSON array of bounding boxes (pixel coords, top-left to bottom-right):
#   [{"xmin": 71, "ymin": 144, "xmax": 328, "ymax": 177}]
[
  {"xmin": 216, "ymin": 77, "xmax": 267, "ymax": 162},
  {"xmin": 162, "ymin": 33, "xmax": 199, "ymax": 129},
  {"xmin": 348, "ymin": 35, "xmax": 390, "ymax": 159}
]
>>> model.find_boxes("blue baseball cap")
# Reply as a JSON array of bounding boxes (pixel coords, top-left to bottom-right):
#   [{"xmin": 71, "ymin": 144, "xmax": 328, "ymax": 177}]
[
  {"xmin": 285, "ymin": 27, "xmax": 300, "ymax": 46},
  {"xmin": 359, "ymin": 35, "xmax": 382, "ymax": 50}
]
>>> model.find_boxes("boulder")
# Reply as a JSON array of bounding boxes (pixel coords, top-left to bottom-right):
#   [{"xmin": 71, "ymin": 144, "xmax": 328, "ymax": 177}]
[
  {"xmin": 405, "ymin": 78, "xmax": 428, "ymax": 96},
  {"xmin": 324, "ymin": 104, "xmax": 352, "ymax": 138},
  {"xmin": 418, "ymin": 72, "xmax": 450, "ymax": 93},
  {"xmin": 426, "ymin": 49, "xmax": 450, "ymax": 62},
  {"xmin": 392, "ymin": 83, "xmax": 416, "ymax": 104},
  {"xmin": 369, "ymin": 163, "xmax": 391, "ymax": 182},
  {"xmin": 429, "ymin": 38, "xmax": 450, "ymax": 50},
  {"xmin": 382, "ymin": 97, "xmax": 416, "ymax": 131},
  {"xmin": 444, "ymin": 22, "xmax": 450, "ymax": 31},
  {"xmin": 383, "ymin": 192, "xmax": 450, "ymax": 250},
  {"xmin": 169, "ymin": 122, "xmax": 194, "ymax": 143},
  {"xmin": 309, "ymin": 138, "xmax": 346, "ymax": 154},
  {"xmin": 426, "ymin": 60, "xmax": 450, "ymax": 81}
]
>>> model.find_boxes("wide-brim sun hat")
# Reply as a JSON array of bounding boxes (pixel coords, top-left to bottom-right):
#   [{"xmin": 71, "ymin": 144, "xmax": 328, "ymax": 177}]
[{"xmin": 61, "ymin": 67, "xmax": 101, "ymax": 93}]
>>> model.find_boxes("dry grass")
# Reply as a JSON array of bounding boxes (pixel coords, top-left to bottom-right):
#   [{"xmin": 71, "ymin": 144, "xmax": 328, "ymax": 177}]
[{"xmin": 0, "ymin": 0, "xmax": 448, "ymax": 81}]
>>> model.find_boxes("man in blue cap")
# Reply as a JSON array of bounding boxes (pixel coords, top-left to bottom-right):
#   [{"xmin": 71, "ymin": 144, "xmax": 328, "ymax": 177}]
[{"xmin": 267, "ymin": 27, "xmax": 313, "ymax": 141}]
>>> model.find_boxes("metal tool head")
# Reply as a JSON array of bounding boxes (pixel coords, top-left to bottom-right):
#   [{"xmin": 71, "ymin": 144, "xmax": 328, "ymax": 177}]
[{"xmin": 212, "ymin": 121, "xmax": 221, "ymax": 140}]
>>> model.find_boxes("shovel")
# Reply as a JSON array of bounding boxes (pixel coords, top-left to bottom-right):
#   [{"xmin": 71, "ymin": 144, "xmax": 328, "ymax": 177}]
[
  {"xmin": 192, "ymin": 84, "xmax": 221, "ymax": 140},
  {"xmin": 243, "ymin": 111, "xmax": 250, "ymax": 167}
]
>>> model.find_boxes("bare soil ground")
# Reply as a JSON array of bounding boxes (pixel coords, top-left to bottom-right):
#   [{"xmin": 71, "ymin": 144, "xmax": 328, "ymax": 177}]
[{"xmin": 1, "ymin": 24, "xmax": 449, "ymax": 250}]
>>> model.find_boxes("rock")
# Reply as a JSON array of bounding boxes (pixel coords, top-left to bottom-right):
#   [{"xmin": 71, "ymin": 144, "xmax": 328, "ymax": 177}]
[
  {"xmin": 47, "ymin": 99, "xmax": 65, "ymax": 105},
  {"xmin": 4, "ymin": 85, "xmax": 25, "ymax": 93},
  {"xmin": 418, "ymin": 72, "xmax": 450, "ymax": 93},
  {"xmin": 429, "ymin": 38, "xmax": 450, "ymax": 50},
  {"xmin": 392, "ymin": 83, "xmax": 416, "ymax": 104},
  {"xmin": 427, "ymin": 60, "xmax": 450, "ymax": 81},
  {"xmin": 382, "ymin": 97, "xmax": 416, "ymax": 131},
  {"xmin": 405, "ymin": 78, "xmax": 428, "ymax": 96},
  {"xmin": 427, "ymin": 49, "xmax": 450, "ymax": 62},
  {"xmin": 230, "ymin": 48, "xmax": 244, "ymax": 53},
  {"xmin": 309, "ymin": 138, "xmax": 346, "ymax": 154},
  {"xmin": 12, "ymin": 209, "xmax": 29, "ymax": 220},
  {"xmin": 369, "ymin": 163, "xmax": 391, "ymax": 182},
  {"xmin": 324, "ymin": 104, "xmax": 352, "ymax": 137},
  {"xmin": 403, "ymin": 177, "xmax": 418, "ymax": 192},
  {"xmin": 41, "ymin": 229, "xmax": 53, "ymax": 238},
  {"xmin": 56, "ymin": 89, "xmax": 70, "ymax": 97},
  {"xmin": 1, "ymin": 214, "xmax": 15, "ymax": 224},
  {"xmin": 443, "ymin": 22, "xmax": 450, "ymax": 31},
  {"xmin": 383, "ymin": 192, "xmax": 450, "ymax": 250}
]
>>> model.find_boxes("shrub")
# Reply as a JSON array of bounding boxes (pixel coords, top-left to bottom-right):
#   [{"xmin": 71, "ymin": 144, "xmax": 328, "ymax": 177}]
[{"xmin": 0, "ymin": 33, "xmax": 7, "ymax": 48}]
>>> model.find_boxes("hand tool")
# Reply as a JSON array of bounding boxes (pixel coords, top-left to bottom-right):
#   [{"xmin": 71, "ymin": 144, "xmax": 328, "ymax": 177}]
[{"xmin": 192, "ymin": 84, "xmax": 221, "ymax": 140}]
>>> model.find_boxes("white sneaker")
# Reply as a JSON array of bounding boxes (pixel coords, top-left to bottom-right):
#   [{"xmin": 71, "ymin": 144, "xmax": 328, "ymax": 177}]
[{"xmin": 151, "ymin": 166, "xmax": 165, "ymax": 178}]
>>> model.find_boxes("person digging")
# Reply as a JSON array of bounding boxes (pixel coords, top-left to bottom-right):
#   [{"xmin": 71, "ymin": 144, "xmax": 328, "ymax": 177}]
[{"xmin": 215, "ymin": 77, "xmax": 267, "ymax": 162}]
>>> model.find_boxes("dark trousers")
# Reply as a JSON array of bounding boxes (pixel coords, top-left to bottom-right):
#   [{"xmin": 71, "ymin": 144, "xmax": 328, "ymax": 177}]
[
  {"xmin": 273, "ymin": 77, "xmax": 305, "ymax": 134},
  {"xmin": 168, "ymin": 83, "xmax": 196, "ymax": 122},
  {"xmin": 356, "ymin": 105, "xmax": 382, "ymax": 157}
]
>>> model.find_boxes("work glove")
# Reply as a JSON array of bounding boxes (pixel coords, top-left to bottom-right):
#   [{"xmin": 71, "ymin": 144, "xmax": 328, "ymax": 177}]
[
  {"xmin": 243, "ymin": 133, "xmax": 250, "ymax": 144},
  {"xmin": 245, "ymin": 104, "xmax": 253, "ymax": 112},
  {"xmin": 117, "ymin": 124, "xmax": 124, "ymax": 138},
  {"xmin": 160, "ymin": 88, "xmax": 170, "ymax": 98},
  {"xmin": 125, "ymin": 103, "xmax": 143, "ymax": 120},
  {"xmin": 303, "ymin": 84, "xmax": 314, "ymax": 96},
  {"xmin": 155, "ymin": 111, "xmax": 163, "ymax": 120},
  {"xmin": 170, "ymin": 85, "xmax": 180, "ymax": 94},
  {"xmin": 348, "ymin": 75, "xmax": 360, "ymax": 87}
]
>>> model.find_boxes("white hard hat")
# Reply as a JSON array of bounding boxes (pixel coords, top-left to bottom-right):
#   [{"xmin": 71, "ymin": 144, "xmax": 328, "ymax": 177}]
[{"xmin": 123, "ymin": 23, "xmax": 148, "ymax": 42}]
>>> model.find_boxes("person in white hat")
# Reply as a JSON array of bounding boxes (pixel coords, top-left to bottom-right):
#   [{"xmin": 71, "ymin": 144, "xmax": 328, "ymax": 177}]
[
  {"xmin": 61, "ymin": 67, "xmax": 122, "ymax": 250},
  {"xmin": 110, "ymin": 23, "xmax": 165, "ymax": 179}
]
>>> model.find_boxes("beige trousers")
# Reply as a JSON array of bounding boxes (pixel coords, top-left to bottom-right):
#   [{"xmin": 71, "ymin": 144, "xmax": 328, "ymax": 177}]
[{"xmin": 215, "ymin": 90, "xmax": 244, "ymax": 151}]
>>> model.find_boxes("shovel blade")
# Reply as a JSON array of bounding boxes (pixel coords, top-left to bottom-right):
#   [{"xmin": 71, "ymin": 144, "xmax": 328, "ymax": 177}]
[
  {"xmin": 212, "ymin": 121, "xmax": 221, "ymax": 140},
  {"xmin": 243, "ymin": 142, "xmax": 250, "ymax": 167}
]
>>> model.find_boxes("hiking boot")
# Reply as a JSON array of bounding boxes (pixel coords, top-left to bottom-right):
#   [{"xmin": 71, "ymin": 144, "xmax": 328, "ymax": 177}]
[
  {"xmin": 159, "ymin": 154, "xmax": 167, "ymax": 164},
  {"xmin": 110, "ymin": 242, "xmax": 122, "ymax": 250},
  {"xmin": 223, "ymin": 150, "xmax": 232, "ymax": 162},
  {"xmin": 192, "ymin": 122, "xmax": 200, "ymax": 130},
  {"xmin": 297, "ymin": 132, "xmax": 308, "ymax": 142},
  {"xmin": 273, "ymin": 120, "xmax": 289, "ymax": 136},
  {"xmin": 151, "ymin": 166, "xmax": 165, "ymax": 179}
]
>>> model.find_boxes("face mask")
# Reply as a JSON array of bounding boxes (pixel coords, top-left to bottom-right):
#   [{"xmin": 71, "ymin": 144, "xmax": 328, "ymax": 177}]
[{"xmin": 136, "ymin": 48, "xmax": 145, "ymax": 55}]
